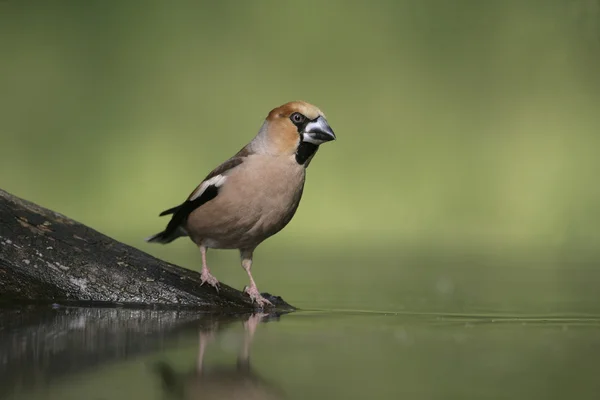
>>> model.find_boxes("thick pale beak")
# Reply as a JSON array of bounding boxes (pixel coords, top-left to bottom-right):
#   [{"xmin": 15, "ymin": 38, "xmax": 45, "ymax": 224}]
[{"xmin": 302, "ymin": 116, "xmax": 336, "ymax": 145}]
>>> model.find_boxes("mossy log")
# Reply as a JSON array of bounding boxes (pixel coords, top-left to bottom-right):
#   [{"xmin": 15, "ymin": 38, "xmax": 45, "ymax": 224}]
[{"xmin": 0, "ymin": 188, "xmax": 294, "ymax": 311}]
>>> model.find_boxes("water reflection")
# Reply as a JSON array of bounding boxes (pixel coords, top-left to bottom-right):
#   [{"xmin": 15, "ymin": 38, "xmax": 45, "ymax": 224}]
[
  {"xmin": 4, "ymin": 304, "xmax": 600, "ymax": 400},
  {"xmin": 0, "ymin": 304, "xmax": 288, "ymax": 400},
  {"xmin": 154, "ymin": 313, "xmax": 285, "ymax": 400}
]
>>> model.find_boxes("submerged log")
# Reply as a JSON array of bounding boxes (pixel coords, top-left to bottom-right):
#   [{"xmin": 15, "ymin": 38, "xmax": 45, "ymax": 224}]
[{"xmin": 0, "ymin": 188, "xmax": 294, "ymax": 311}]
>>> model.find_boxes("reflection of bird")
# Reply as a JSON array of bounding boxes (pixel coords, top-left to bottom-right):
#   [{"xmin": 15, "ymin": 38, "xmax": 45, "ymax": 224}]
[
  {"xmin": 146, "ymin": 101, "xmax": 336, "ymax": 307},
  {"xmin": 154, "ymin": 313, "xmax": 285, "ymax": 400}
]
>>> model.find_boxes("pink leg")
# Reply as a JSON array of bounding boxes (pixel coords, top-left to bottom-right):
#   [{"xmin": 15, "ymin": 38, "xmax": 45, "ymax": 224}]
[
  {"xmin": 240, "ymin": 249, "xmax": 272, "ymax": 308},
  {"xmin": 196, "ymin": 327, "xmax": 217, "ymax": 374},
  {"xmin": 196, "ymin": 331, "xmax": 208, "ymax": 373},
  {"xmin": 240, "ymin": 313, "xmax": 266, "ymax": 362},
  {"xmin": 199, "ymin": 245, "xmax": 219, "ymax": 291}
]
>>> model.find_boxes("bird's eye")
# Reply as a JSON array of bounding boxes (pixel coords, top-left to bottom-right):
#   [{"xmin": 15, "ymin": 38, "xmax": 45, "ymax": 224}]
[{"xmin": 290, "ymin": 112, "xmax": 306, "ymax": 124}]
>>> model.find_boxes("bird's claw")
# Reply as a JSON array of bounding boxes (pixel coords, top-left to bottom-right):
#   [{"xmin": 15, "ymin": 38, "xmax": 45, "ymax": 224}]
[
  {"xmin": 243, "ymin": 285, "xmax": 273, "ymax": 308},
  {"xmin": 200, "ymin": 269, "xmax": 219, "ymax": 292}
]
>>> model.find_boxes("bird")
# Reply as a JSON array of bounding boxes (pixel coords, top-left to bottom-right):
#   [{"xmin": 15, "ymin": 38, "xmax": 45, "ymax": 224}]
[{"xmin": 145, "ymin": 101, "xmax": 336, "ymax": 307}]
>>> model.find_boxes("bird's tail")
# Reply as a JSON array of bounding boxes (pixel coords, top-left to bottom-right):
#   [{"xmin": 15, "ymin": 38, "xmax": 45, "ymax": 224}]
[
  {"xmin": 145, "ymin": 229, "xmax": 183, "ymax": 244},
  {"xmin": 146, "ymin": 204, "xmax": 187, "ymax": 244}
]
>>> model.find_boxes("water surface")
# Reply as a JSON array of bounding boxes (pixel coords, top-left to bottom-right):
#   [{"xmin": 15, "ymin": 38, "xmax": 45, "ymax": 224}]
[{"xmin": 2, "ymin": 305, "xmax": 599, "ymax": 400}]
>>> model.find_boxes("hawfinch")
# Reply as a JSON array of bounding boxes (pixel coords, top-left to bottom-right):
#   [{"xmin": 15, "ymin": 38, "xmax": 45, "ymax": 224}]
[{"xmin": 146, "ymin": 101, "xmax": 336, "ymax": 307}]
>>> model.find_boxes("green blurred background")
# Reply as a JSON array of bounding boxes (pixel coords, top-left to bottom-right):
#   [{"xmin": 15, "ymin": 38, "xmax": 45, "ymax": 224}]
[{"xmin": 1, "ymin": 0, "xmax": 599, "ymax": 314}]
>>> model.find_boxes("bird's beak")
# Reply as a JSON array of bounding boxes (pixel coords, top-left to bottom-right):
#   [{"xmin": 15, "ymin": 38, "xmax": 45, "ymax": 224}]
[{"xmin": 302, "ymin": 116, "xmax": 336, "ymax": 145}]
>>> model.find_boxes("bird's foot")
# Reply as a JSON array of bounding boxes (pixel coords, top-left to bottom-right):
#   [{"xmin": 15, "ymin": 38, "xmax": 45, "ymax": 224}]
[
  {"xmin": 199, "ymin": 329, "xmax": 217, "ymax": 344},
  {"xmin": 243, "ymin": 312, "xmax": 268, "ymax": 334},
  {"xmin": 244, "ymin": 285, "xmax": 273, "ymax": 308},
  {"xmin": 199, "ymin": 269, "xmax": 219, "ymax": 291}
]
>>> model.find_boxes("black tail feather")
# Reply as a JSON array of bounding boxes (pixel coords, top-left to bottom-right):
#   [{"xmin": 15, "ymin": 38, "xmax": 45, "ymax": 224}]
[
  {"xmin": 147, "ymin": 203, "xmax": 187, "ymax": 244},
  {"xmin": 145, "ymin": 228, "xmax": 183, "ymax": 244},
  {"xmin": 159, "ymin": 205, "xmax": 181, "ymax": 217},
  {"xmin": 148, "ymin": 186, "xmax": 220, "ymax": 245}
]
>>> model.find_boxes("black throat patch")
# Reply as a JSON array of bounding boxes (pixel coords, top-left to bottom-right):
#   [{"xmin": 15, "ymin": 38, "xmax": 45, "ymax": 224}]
[{"xmin": 295, "ymin": 141, "xmax": 319, "ymax": 165}]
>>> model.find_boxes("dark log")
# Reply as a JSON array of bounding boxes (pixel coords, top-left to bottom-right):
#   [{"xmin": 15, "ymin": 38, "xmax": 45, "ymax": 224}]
[{"xmin": 0, "ymin": 188, "xmax": 294, "ymax": 311}]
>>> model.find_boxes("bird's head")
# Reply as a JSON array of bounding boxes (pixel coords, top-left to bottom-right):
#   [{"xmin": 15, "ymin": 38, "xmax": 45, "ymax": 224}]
[{"xmin": 251, "ymin": 101, "xmax": 336, "ymax": 161}]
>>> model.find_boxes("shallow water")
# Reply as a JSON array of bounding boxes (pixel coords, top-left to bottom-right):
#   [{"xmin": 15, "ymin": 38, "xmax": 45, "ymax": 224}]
[{"xmin": 2, "ymin": 305, "xmax": 600, "ymax": 400}]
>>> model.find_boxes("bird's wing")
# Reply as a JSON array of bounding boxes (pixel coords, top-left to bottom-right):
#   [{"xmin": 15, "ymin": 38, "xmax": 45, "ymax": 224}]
[
  {"xmin": 159, "ymin": 145, "xmax": 251, "ymax": 217},
  {"xmin": 159, "ymin": 156, "xmax": 244, "ymax": 216},
  {"xmin": 145, "ymin": 145, "xmax": 253, "ymax": 244},
  {"xmin": 152, "ymin": 149, "xmax": 250, "ymax": 240}
]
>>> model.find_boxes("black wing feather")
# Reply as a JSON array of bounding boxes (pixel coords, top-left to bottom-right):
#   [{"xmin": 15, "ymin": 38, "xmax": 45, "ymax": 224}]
[
  {"xmin": 146, "ymin": 156, "xmax": 246, "ymax": 244},
  {"xmin": 146, "ymin": 185, "xmax": 218, "ymax": 244},
  {"xmin": 164, "ymin": 185, "xmax": 218, "ymax": 234}
]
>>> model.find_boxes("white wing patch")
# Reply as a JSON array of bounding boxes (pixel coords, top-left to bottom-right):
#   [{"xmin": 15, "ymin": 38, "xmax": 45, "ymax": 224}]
[{"xmin": 189, "ymin": 175, "xmax": 227, "ymax": 201}]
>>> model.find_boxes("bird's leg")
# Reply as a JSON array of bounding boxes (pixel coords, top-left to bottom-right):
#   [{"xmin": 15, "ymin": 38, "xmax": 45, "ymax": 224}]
[
  {"xmin": 237, "ymin": 313, "xmax": 266, "ymax": 371},
  {"xmin": 196, "ymin": 322, "xmax": 218, "ymax": 375},
  {"xmin": 241, "ymin": 314, "xmax": 260, "ymax": 359},
  {"xmin": 196, "ymin": 330, "xmax": 209, "ymax": 374},
  {"xmin": 199, "ymin": 245, "xmax": 219, "ymax": 290},
  {"xmin": 240, "ymin": 249, "xmax": 272, "ymax": 308}
]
